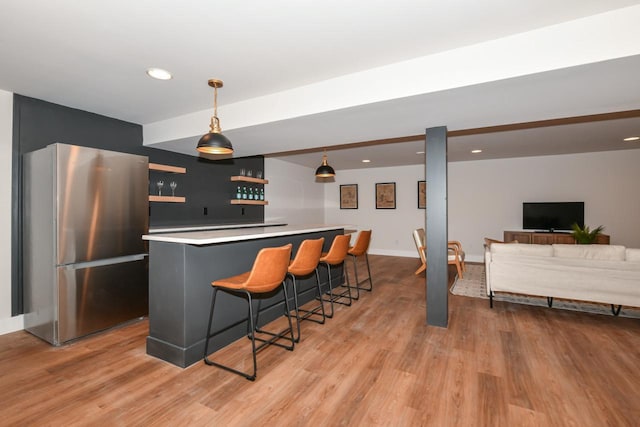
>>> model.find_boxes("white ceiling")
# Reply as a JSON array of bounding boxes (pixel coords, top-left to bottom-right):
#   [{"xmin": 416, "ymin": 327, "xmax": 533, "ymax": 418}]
[
  {"xmin": 275, "ymin": 115, "xmax": 640, "ymax": 170},
  {"xmin": 1, "ymin": 0, "xmax": 640, "ymax": 168}
]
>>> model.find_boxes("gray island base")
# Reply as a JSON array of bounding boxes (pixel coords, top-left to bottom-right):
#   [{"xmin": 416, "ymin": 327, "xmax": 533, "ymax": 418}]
[{"xmin": 143, "ymin": 225, "xmax": 347, "ymax": 368}]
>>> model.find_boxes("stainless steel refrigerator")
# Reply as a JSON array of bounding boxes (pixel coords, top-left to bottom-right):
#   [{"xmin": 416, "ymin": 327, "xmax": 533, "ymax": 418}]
[{"xmin": 23, "ymin": 143, "xmax": 149, "ymax": 345}]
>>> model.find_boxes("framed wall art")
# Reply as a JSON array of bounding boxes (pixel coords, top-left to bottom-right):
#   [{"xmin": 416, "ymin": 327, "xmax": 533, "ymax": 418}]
[
  {"xmin": 340, "ymin": 184, "xmax": 358, "ymax": 209},
  {"xmin": 418, "ymin": 181, "xmax": 426, "ymax": 209},
  {"xmin": 375, "ymin": 182, "xmax": 396, "ymax": 209}
]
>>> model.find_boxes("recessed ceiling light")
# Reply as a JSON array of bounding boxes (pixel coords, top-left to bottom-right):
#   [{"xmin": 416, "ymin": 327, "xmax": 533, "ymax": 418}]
[
  {"xmin": 416, "ymin": 151, "xmax": 425, "ymax": 155},
  {"xmin": 623, "ymin": 136, "xmax": 639, "ymax": 142},
  {"xmin": 362, "ymin": 159, "xmax": 371, "ymax": 163},
  {"xmin": 146, "ymin": 68, "xmax": 173, "ymax": 80},
  {"xmin": 471, "ymin": 149, "xmax": 483, "ymax": 154}
]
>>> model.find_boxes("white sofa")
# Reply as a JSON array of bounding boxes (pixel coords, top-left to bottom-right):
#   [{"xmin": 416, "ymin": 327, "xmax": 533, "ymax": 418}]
[{"xmin": 485, "ymin": 243, "xmax": 640, "ymax": 314}]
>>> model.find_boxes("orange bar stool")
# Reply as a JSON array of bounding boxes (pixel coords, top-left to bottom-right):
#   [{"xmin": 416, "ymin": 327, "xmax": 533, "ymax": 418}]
[
  {"xmin": 319, "ymin": 234, "xmax": 352, "ymax": 318},
  {"xmin": 203, "ymin": 244, "xmax": 294, "ymax": 381},
  {"xmin": 287, "ymin": 237, "xmax": 325, "ymax": 342},
  {"xmin": 347, "ymin": 230, "xmax": 373, "ymax": 300}
]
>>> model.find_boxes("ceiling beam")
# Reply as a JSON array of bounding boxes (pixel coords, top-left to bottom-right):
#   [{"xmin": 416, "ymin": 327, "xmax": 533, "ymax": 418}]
[{"xmin": 265, "ymin": 109, "xmax": 640, "ymax": 157}]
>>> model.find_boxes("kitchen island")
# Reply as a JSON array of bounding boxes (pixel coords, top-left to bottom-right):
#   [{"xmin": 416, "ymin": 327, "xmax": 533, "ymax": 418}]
[{"xmin": 143, "ymin": 224, "xmax": 348, "ymax": 368}]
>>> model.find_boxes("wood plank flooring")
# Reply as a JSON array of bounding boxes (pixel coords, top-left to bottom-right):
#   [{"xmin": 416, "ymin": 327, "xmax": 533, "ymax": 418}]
[{"xmin": 1, "ymin": 255, "xmax": 639, "ymax": 426}]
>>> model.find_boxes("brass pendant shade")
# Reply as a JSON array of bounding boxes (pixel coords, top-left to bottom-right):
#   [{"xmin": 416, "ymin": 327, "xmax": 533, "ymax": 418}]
[
  {"xmin": 315, "ymin": 152, "xmax": 336, "ymax": 177},
  {"xmin": 197, "ymin": 79, "xmax": 233, "ymax": 155}
]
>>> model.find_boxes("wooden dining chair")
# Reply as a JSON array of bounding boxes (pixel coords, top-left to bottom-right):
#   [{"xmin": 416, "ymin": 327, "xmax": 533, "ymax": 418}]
[
  {"xmin": 447, "ymin": 240, "xmax": 466, "ymax": 279},
  {"xmin": 412, "ymin": 228, "xmax": 427, "ymax": 275},
  {"xmin": 412, "ymin": 228, "xmax": 466, "ymax": 278}
]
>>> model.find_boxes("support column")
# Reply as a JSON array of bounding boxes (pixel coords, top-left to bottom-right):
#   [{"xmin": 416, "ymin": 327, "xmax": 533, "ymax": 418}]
[{"xmin": 425, "ymin": 126, "xmax": 448, "ymax": 327}]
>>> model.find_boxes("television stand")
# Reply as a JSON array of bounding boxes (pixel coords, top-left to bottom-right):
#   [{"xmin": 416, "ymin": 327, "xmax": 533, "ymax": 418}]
[{"xmin": 504, "ymin": 231, "xmax": 610, "ymax": 245}]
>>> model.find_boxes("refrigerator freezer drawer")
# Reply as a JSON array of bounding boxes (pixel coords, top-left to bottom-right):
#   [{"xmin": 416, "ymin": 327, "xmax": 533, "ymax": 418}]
[{"xmin": 57, "ymin": 258, "xmax": 148, "ymax": 344}]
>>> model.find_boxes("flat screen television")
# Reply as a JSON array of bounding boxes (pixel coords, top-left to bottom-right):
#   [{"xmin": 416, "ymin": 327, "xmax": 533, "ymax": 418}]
[{"xmin": 522, "ymin": 202, "xmax": 584, "ymax": 232}]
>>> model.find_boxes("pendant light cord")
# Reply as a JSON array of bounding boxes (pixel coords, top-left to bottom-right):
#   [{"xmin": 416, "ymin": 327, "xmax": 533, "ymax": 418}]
[
  {"xmin": 210, "ymin": 84, "xmax": 221, "ymax": 132},
  {"xmin": 214, "ymin": 85, "xmax": 218, "ymax": 118}
]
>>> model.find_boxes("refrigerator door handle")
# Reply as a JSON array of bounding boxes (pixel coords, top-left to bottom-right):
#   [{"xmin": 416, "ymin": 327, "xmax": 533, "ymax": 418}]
[{"xmin": 58, "ymin": 254, "xmax": 148, "ymax": 270}]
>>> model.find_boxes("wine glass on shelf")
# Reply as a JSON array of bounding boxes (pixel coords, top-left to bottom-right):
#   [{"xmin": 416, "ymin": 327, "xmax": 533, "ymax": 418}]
[
  {"xmin": 170, "ymin": 181, "xmax": 177, "ymax": 197},
  {"xmin": 157, "ymin": 180, "xmax": 164, "ymax": 196}
]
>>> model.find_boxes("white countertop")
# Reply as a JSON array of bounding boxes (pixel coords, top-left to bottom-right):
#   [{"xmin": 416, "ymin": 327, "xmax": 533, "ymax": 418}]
[
  {"xmin": 143, "ymin": 224, "xmax": 352, "ymax": 245},
  {"xmin": 148, "ymin": 222, "xmax": 286, "ymax": 234}
]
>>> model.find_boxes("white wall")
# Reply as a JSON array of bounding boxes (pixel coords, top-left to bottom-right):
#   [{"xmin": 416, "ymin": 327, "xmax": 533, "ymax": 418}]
[
  {"xmin": 319, "ymin": 149, "xmax": 640, "ymax": 263},
  {"xmin": 264, "ymin": 158, "xmax": 325, "ymax": 225},
  {"xmin": 324, "ymin": 165, "xmax": 426, "ymax": 257},
  {"xmin": 449, "ymin": 149, "xmax": 640, "ymax": 261},
  {"xmin": 0, "ymin": 90, "xmax": 22, "ymax": 334}
]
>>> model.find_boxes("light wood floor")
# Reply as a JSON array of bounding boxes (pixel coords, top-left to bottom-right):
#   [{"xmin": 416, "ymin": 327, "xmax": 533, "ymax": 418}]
[{"xmin": 1, "ymin": 255, "xmax": 639, "ymax": 426}]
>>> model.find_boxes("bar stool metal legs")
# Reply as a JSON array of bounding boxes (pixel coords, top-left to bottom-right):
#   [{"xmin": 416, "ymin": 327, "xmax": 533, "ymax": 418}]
[
  {"xmin": 320, "ymin": 260, "xmax": 352, "ymax": 318},
  {"xmin": 203, "ymin": 244, "xmax": 293, "ymax": 381},
  {"xmin": 348, "ymin": 251, "xmax": 373, "ymax": 300},
  {"xmin": 288, "ymin": 267, "xmax": 325, "ymax": 342},
  {"xmin": 204, "ymin": 282, "xmax": 295, "ymax": 381},
  {"xmin": 285, "ymin": 237, "xmax": 325, "ymax": 342},
  {"xmin": 316, "ymin": 234, "xmax": 352, "ymax": 318},
  {"xmin": 205, "ymin": 288, "xmax": 256, "ymax": 380},
  {"xmin": 346, "ymin": 230, "xmax": 373, "ymax": 300}
]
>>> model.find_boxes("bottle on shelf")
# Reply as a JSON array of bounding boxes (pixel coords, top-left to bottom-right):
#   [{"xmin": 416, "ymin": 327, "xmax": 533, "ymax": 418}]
[
  {"xmin": 249, "ymin": 187, "xmax": 254, "ymax": 200},
  {"xmin": 236, "ymin": 186, "xmax": 242, "ymax": 199},
  {"xmin": 260, "ymin": 188, "xmax": 264, "ymax": 201},
  {"xmin": 242, "ymin": 186, "xmax": 248, "ymax": 200}
]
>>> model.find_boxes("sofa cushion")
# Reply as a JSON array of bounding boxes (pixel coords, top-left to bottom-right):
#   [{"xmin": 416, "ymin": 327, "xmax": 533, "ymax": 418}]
[
  {"xmin": 491, "ymin": 243, "xmax": 553, "ymax": 257},
  {"xmin": 489, "ymin": 256, "xmax": 640, "ymax": 306},
  {"xmin": 627, "ymin": 248, "xmax": 640, "ymax": 263},
  {"xmin": 552, "ymin": 244, "xmax": 626, "ymax": 261}
]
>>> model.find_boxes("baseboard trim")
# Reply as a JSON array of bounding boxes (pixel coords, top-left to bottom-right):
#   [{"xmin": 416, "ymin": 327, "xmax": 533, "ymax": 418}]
[{"xmin": 0, "ymin": 314, "xmax": 24, "ymax": 336}]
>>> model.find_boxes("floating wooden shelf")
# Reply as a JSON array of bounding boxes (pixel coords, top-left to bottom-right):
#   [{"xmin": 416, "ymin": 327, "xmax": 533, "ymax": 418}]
[
  {"xmin": 149, "ymin": 195, "xmax": 186, "ymax": 203},
  {"xmin": 230, "ymin": 176, "xmax": 268, "ymax": 184},
  {"xmin": 149, "ymin": 163, "xmax": 186, "ymax": 174},
  {"xmin": 230, "ymin": 200, "xmax": 268, "ymax": 205}
]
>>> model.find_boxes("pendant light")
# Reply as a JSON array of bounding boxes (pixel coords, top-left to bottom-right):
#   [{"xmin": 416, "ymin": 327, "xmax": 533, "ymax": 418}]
[
  {"xmin": 197, "ymin": 78, "xmax": 233, "ymax": 155},
  {"xmin": 315, "ymin": 150, "xmax": 336, "ymax": 177}
]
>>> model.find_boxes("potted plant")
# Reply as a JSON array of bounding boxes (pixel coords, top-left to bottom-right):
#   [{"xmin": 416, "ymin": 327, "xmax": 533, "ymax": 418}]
[{"xmin": 571, "ymin": 223, "xmax": 604, "ymax": 244}]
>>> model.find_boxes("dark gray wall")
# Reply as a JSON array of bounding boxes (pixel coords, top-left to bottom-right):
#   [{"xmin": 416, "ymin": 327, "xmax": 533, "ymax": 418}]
[
  {"xmin": 147, "ymin": 154, "xmax": 265, "ymax": 227},
  {"xmin": 12, "ymin": 95, "xmax": 264, "ymax": 314}
]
